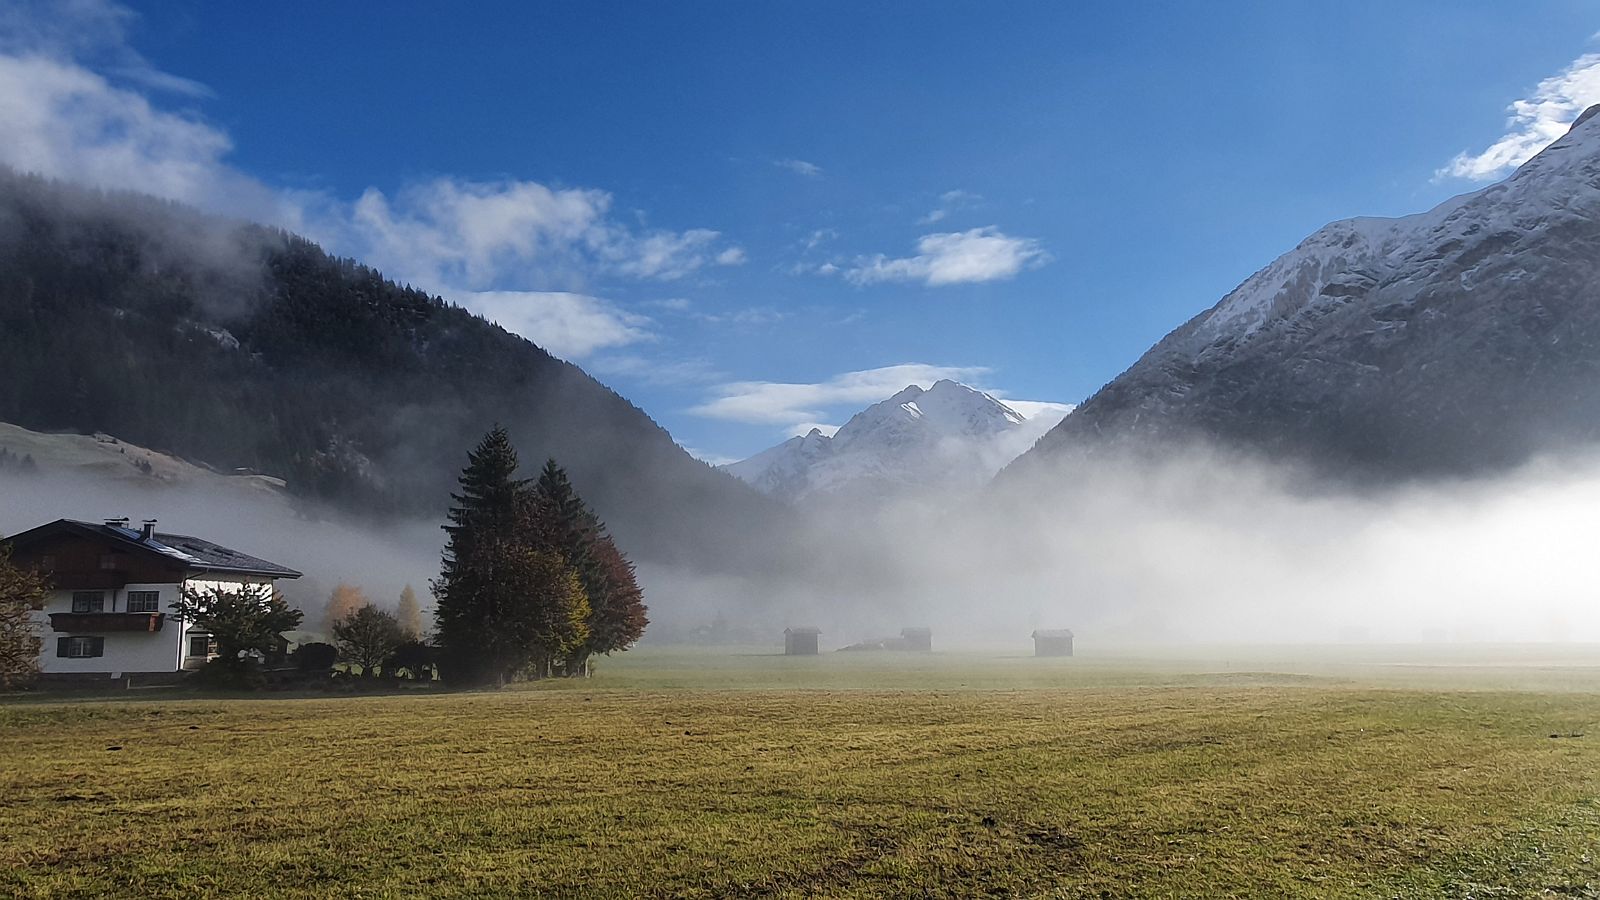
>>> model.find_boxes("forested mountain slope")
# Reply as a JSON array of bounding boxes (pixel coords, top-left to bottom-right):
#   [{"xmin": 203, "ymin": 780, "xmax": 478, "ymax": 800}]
[{"xmin": 0, "ymin": 169, "xmax": 784, "ymax": 569}]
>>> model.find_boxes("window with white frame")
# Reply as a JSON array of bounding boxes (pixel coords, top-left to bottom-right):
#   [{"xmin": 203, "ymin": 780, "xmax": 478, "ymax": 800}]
[
  {"xmin": 71, "ymin": 591, "xmax": 105, "ymax": 613},
  {"xmin": 187, "ymin": 634, "xmax": 215, "ymax": 658},
  {"xmin": 127, "ymin": 590, "xmax": 160, "ymax": 613}
]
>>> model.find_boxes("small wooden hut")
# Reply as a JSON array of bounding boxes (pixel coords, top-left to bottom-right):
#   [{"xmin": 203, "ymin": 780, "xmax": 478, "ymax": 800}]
[
  {"xmin": 1032, "ymin": 629, "xmax": 1074, "ymax": 657},
  {"xmin": 900, "ymin": 627, "xmax": 932, "ymax": 652},
  {"xmin": 784, "ymin": 627, "xmax": 821, "ymax": 655}
]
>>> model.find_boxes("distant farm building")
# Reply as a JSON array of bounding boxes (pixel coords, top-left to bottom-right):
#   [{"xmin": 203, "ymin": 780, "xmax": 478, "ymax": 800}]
[
  {"xmin": 784, "ymin": 627, "xmax": 820, "ymax": 655},
  {"xmin": 1032, "ymin": 629, "xmax": 1074, "ymax": 657},
  {"xmin": 901, "ymin": 627, "xmax": 932, "ymax": 652}
]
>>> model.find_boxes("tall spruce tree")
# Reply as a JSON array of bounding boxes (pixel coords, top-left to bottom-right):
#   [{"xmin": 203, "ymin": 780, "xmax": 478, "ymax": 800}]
[
  {"xmin": 441, "ymin": 425, "xmax": 524, "ymax": 577},
  {"xmin": 433, "ymin": 426, "xmax": 527, "ymax": 684}
]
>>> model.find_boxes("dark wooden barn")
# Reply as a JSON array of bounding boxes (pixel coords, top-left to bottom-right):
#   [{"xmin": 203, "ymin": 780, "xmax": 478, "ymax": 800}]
[
  {"xmin": 784, "ymin": 627, "xmax": 820, "ymax": 656},
  {"xmin": 1032, "ymin": 629, "xmax": 1074, "ymax": 657},
  {"xmin": 900, "ymin": 627, "xmax": 932, "ymax": 652}
]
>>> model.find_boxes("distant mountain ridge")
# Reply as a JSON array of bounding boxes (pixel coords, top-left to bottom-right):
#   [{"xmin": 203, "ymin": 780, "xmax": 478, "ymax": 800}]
[
  {"xmin": 0, "ymin": 168, "xmax": 785, "ymax": 570},
  {"xmin": 1012, "ymin": 104, "xmax": 1600, "ymax": 479},
  {"xmin": 725, "ymin": 380, "xmax": 1062, "ymax": 503}
]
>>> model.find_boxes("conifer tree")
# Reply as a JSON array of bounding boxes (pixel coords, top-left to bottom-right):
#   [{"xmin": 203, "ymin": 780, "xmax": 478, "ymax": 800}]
[
  {"xmin": 434, "ymin": 426, "xmax": 525, "ymax": 684},
  {"xmin": 441, "ymin": 425, "xmax": 524, "ymax": 578}
]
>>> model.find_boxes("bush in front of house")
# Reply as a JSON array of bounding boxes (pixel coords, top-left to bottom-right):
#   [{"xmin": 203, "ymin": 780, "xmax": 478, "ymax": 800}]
[
  {"xmin": 291, "ymin": 641, "xmax": 339, "ymax": 674},
  {"xmin": 188, "ymin": 657, "xmax": 267, "ymax": 691}
]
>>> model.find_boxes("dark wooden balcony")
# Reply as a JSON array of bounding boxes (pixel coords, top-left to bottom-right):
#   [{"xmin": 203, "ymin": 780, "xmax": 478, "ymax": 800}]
[{"xmin": 48, "ymin": 612, "xmax": 166, "ymax": 633}]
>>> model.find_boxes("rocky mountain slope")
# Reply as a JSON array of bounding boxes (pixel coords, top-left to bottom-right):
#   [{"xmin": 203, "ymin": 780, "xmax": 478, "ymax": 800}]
[
  {"xmin": 726, "ymin": 380, "xmax": 1063, "ymax": 502},
  {"xmin": 0, "ymin": 168, "xmax": 785, "ymax": 570},
  {"xmin": 1015, "ymin": 104, "xmax": 1600, "ymax": 478}
]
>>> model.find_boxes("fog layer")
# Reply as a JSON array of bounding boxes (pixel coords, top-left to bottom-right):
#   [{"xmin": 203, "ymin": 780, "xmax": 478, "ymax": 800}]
[{"xmin": 7, "ymin": 441, "xmax": 1600, "ymax": 648}]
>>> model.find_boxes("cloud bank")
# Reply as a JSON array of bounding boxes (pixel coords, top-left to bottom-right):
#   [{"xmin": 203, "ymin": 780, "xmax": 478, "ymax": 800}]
[
  {"xmin": 845, "ymin": 227, "xmax": 1048, "ymax": 286},
  {"xmin": 1438, "ymin": 52, "xmax": 1600, "ymax": 181}
]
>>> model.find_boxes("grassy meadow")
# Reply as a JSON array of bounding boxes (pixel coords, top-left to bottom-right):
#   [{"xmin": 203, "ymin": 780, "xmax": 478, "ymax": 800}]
[{"xmin": 3, "ymin": 646, "xmax": 1599, "ymax": 898}]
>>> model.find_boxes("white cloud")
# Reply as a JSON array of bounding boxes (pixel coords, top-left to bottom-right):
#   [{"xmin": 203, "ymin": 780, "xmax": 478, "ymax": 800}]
[
  {"xmin": 999, "ymin": 399, "xmax": 1075, "ymax": 422},
  {"xmin": 775, "ymin": 158, "xmax": 822, "ymax": 177},
  {"xmin": 342, "ymin": 179, "xmax": 608, "ymax": 290},
  {"xmin": 0, "ymin": 0, "xmax": 212, "ymax": 97},
  {"xmin": 1438, "ymin": 52, "xmax": 1600, "ymax": 181},
  {"xmin": 803, "ymin": 228, "xmax": 836, "ymax": 251},
  {"xmin": 606, "ymin": 226, "xmax": 730, "ymax": 280},
  {"xmin": 689, "ymin": 363, "xmax": 992, "ymax": 426},
  {"xmin": 844, "ymin": 227, "xmax": 1048, "ymax": 287},
  {"xmin": 461, "ymin": 291, "xmax": 651, "ymax": 360},
  {"xmin": 333, "ymin": 179, "xmax": 742, "ymax": 292},
  {"xmin": 917, "ymin": 189, "xmax": 981, "ymax": 225},
  {"xmin": 678, "ymin": 445, "xmax": 742, "ymax": 467},
  {"xmin": 996, "ymin": 398, "xmax": 1075, "ymax": 453},
  {"xmin": 789, "ymin": 422, "xmax": 840, "ymax": 438},
  {"xmin": 0, "ymin": 55, "xmax": 285, "ymax": 219},
  {"xmin": 645, "ymin": 297, "xmax": 693, "ymax": 312},
  {"xmin": 692, "ymin": 306, "xmax": 789, "ymax": 327},
  {"xmin": 587, "ymin": 354, "xmax": 722, "ymax": 385}
]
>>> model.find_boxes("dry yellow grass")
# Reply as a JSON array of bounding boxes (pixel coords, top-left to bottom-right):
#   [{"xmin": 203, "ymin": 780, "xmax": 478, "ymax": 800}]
[{"xmin": 2, "ymin": 650, "xmax": 1598, "ymax": 897}]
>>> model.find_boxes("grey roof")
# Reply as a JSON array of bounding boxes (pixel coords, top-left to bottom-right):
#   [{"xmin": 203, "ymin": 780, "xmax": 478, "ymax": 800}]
[
  {"xmin": 784, "ymin": 626, "xmax": 821, "ymax": 635},
  {"xmin": 1032, "ymin": 629, "xmax": 1074, "ymax": 639},
  {"xmin": 23, "ymin": 520, "xmax": 302, "ymax": 578}
]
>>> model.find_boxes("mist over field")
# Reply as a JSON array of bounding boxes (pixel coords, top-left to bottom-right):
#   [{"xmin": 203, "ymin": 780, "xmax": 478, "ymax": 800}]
[
  {"xmin": 649, "ymin": 446, "xmax": 1600, "ymax": 647},
  {"xmin": 12, "ymin": 438, "xmax": 1599, "ymax": 648}
]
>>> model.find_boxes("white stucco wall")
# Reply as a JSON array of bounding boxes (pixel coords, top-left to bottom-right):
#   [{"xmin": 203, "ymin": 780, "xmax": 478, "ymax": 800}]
[{"xmin": 36, "ymin": 574, "xmax": 273, "ymax": 676}]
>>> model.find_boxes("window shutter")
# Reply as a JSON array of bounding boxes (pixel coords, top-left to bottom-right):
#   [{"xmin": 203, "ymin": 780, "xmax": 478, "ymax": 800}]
[
  {"xmin": 56, "ymin": 636, "xmax": 69, "ymax": 657},
  {"xmin": 90, "ymin": 637, "xmax": 105, "ymax": 658}
]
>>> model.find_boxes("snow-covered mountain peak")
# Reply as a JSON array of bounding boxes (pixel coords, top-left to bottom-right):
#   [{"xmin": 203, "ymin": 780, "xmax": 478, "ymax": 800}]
[{"xmin": 723, "ymin": 381, "xmax": 1068, "ymax": 504}]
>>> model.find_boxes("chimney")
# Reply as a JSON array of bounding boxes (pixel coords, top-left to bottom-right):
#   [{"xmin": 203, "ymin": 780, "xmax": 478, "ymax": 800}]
[
  {"xmin": 140, "ymin": 519, "xmax": 157, "ymax": 541},
  {"xmin": 104, "ymin": 517, "xmax": 129, "ymax": 529}
]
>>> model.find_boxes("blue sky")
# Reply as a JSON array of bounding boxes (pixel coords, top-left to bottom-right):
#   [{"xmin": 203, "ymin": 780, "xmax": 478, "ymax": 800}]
[{"xmin": 3, "ymin": 1, "xmax": 1599, "ymax": 462}]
